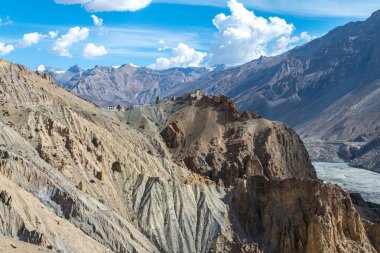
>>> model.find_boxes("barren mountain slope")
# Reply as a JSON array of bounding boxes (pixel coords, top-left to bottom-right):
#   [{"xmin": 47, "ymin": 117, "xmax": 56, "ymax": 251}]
[
  {"xmin": 336, "ymin": 136, "xmax": 380, "ymax": 173},
  {"xmin": 0, "ymin": 59, "xmax": 378, "ymax": 252},
  {"xmin": 42, "ymin": 64, "xmax": 211, "ymax": 106},
  {"xmin": 163, "ymin": 10, "xmax": 380, "ymax": 142}
]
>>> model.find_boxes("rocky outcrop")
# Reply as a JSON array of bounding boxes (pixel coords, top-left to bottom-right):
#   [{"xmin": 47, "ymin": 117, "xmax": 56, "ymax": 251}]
[
  {"xmin": 349, "ymin": 193, "xmax": 380, "ymax": 252},
  {"xmin": 349, "ymin": 137, "xmax": 380, "ymax": 172},
  {"xmin": 231, "ymin": 177, "xmax": 377, "ymax": 253},
  {"xmin": 160, "ymin": 94, "xmax": 316, "ymax": 186},
  {"xmin": 364, "ymin": 221, "xmax": 380, "ymax": 252},
  {"xmin": 161, "ymin": 120, "xmax": 184, "ymax": 148}
]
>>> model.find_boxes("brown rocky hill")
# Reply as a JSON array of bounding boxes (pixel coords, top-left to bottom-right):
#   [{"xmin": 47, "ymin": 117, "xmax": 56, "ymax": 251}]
[
  {"xmin": 158, "ymin": 94, "xmax": 316, "ymax": 186},
  {"xmin": 0, "ymin": 59, "xmax": 378, "ymax": 252}
]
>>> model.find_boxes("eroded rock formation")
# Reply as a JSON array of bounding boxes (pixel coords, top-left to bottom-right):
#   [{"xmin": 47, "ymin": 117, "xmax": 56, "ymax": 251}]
[
  {"xmin": 231, "ymin": 177, "xmax": 376, "ymax": 253},
  {"xmin": 159, "ymin": 95, "xmax": 316, "ymax": 186}
]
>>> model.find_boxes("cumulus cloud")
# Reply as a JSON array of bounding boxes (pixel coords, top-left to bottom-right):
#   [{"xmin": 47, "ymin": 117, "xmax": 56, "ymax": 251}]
[
  {"xmin": 52, "ymin": 26, "xmax": 89, "ymax": 57},
  {"xmin": 272, "ymin": 31, "xmax": 317, "ymax": 55},
  {"xmin": 83, "ymin": 43, "xmax": 108, "ymax": 58},
  {"xmin": 36, "ymin": 65, "xmax": 46, "ymax": 72},
  {"xmin": 49, "ymin": 31, "xmax": 59, "ymax": 39},
  {"xmin": 300, "ymin": 32, "xmax": 314, "ymax": 41},
  {"xmin": 210, "ymin": 0, "xmax": 311, "ymax": 65},
  {"xmin": 0, "ymin": 42, "xmax": 14, "ymax": 56},
  {"xmin": 91, "ymin": 14, "xmax": 103, "ymax": 27},
  {"xmin": 55, "ymin": 0, "xmax": 152, "ymax": 12},
  {"xmin": 149, "ymin": 43, "xmax": 207, "ymax": 70},
  {"xmin": 272, "ymin": 36, "xmax": 300, "ymax": 54},
  {"xmin": 20, "ymin": 32, "xmax": 45, "ymax": 47}
]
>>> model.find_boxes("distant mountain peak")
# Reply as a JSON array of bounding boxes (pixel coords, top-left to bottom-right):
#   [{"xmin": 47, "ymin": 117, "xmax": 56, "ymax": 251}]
[
  {"xmin": 119, "ymin": 63, "xmax": 139, "ymax": 70},
  {"xmin": 68, "ymin": 64, "xmax": 83, "ymax": 73},
  {"xmin": 369, "ymin": 9, "xmax": 380, "ymax": 20},
  {"xmin": 42, "ymin": 62, "xmax": 211, "ymax": 106}
]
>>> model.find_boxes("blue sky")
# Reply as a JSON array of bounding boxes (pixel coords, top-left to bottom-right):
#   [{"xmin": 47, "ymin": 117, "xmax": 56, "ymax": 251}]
[{"xmin": 0, "ymin": 0, "xmax": 379, "ymax": 70}]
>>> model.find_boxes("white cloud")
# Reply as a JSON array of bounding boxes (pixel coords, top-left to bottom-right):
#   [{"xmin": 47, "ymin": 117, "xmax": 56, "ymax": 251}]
[
  {"xmin": 155, "ymin": 0, "xmax": 380, "ymax": 18},
  {"xmin": 149, "ymin": 43, "xmax": 207, "ymax": 70},
  {"xmin": 158, "ymin": 46, "xmax": 170, "ymax": 52},
  {"xmin": 52, "ymin": 26, "xmax": 89, "ymax": 57},
  {"xmin": 210, "ymin": 0, "xmax": 311, "ymax": 65},
  {"xmin": 0, "ymin": 16, "xmax": 13, "ymax": 26},
  {"xmin": 99, "ymin": 26, "xmax": 205, "ymax": 58},
  {"xmin": 55, "ymin": 0, "xmax": 152, "ymax": 12},
  {"xmin": 0, "ymin": 42, "xmax": 14, "ymax": 56},
  {"xmin": 20, "ymin": 32, "xmax": 45, "ymax": 47},
  {"xmin": 271, "ymin": 32, "xmax": 316, "ymax": 55},
  {"xmin": 300, "ymin": 32, "xmax": 316, "ymax": 42},
  {"xmin": 36, "ymin": 65, "xmax": 46, "ymax": 72},
  {"xmin": 91, "ymin": 14, "xmax": 103, "ymax": 27},
  {"xmin": 83, "ymin": 43, "xmax": 108, "ymax": 58},
  {"xmin": 157, "ymin": 39, "xmax": 170, "ymax": 51},
  {"xmin": 49, "ymin": 30, "xmax": 59, "ymax": 39},
  {"xmin": 271, "ymin": 35, "xmax": 300, "ymax": 55}
]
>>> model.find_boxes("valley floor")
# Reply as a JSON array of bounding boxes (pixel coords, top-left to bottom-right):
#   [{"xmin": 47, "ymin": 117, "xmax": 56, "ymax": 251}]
[{"xmin": 314, "ymin": 162, "xmax": 380, "ymax": 204}]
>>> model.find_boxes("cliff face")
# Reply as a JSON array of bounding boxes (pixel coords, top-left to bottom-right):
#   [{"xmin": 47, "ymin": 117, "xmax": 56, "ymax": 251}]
[
  {"xmin": 0, "ymin": 59, "xmax": 378, "ymax": 253},
  {"xmin": 231, "ymin": 177, "xmax": 376, "ymax": 253}
]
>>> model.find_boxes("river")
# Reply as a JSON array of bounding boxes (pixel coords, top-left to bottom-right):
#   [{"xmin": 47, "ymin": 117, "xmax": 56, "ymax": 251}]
[{"xmin": 313, "ymin": 162, "xmax": 380, "ymax": 204}]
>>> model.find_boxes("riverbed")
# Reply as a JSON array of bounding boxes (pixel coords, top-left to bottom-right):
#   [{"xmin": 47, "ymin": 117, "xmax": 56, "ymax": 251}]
[{"xmin": 313, "ymin": 162, "xmax": 380, "ymax": 204}]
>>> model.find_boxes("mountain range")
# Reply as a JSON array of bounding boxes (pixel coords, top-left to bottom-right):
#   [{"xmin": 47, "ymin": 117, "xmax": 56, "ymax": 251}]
[
  {"xmin": 43, "ymin": 10, "xmax": 380, "ymax": 144},
  {"xmin": 163, "ymin": 10, "xmax": 380, "ymax": 142},
  {"xmin": 41, "ymin": 64, "xmax": 224, "ymax": 106}
]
